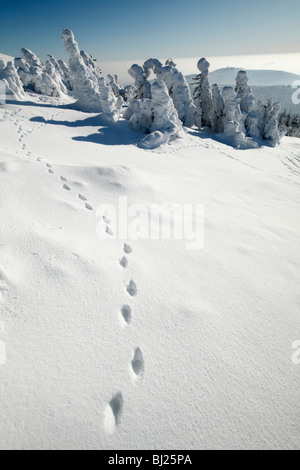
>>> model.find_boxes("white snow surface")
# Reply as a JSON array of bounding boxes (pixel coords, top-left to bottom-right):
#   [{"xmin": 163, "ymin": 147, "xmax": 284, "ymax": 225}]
[
  {"xmin": 0, "ymin": 53, "xmax": 14, "ymax": 65},
  {"xmin": 0, "ymin": 95, "xmax": 299, "ymax": 450}
]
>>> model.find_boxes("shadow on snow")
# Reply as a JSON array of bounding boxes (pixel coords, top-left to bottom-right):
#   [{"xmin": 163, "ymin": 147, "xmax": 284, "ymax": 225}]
[
  {"xmin": 6, "ymin": 99, "xmax": 72, "ymax": 110},
  {"xmin": 29, "ymin": 114, "xmax": 141, "ymax": 146}
]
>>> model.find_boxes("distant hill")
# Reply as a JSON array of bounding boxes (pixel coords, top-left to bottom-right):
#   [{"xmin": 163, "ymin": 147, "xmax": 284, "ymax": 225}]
[
  {"xmin": 251, "ymin": 86, "xmax": 300, "ymax": 115},
  {"xmin": 187, "ymin": 67, "xmax": 300, "ymax": 87}
]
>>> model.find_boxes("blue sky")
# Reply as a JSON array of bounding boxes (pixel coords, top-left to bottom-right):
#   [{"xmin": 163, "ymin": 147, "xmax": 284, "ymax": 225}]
[{"xmin": 1, "ymin": 0, "xmax": 299, "ymax": 63}]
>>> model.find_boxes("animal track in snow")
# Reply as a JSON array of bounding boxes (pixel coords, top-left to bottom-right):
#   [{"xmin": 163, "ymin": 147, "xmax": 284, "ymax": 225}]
[
  {"xmin": 103, "ymin": 216, "xmax": 111, "ymax": 224},
  {"xmin": 43, "ymin": 165, "xmax": 95, "ymax": 212},
  {"xmin": 121, "ymin": 305, "xmax": 132, "ymax": 324},
  {"xmin": 131, "ymin": 347, "xmax": 144, "ymax": 377},
  {"xmin": 120, "ymin": 257, "xmax": 128, "ymax": 268},
  {"xmin": 77, "ymin": 193, "xmax": 94, "ymax": 211},
  {"xmin": 106, "ymin": 226, "xmax": 113, "ymax": 236},
  {"xmin": 103, "ymin": 393, "xmax": 123, "ymax": 435},
  {"xmin": 126, "ymin": 280, "xmax": 137, "ymax": 297},
  {"xmin": 124, "ymin": 244, "xmax": 132, "ymax": 254}
]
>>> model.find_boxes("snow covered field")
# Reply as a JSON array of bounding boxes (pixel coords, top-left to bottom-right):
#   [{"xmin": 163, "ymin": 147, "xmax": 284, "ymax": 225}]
[{"xmin": 0, "ymin": 93, "xmax": 299, "ymax": 450}]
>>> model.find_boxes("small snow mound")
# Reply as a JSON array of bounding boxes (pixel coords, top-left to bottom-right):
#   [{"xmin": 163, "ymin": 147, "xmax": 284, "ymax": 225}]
[{"xmin": 139, "ymin": 131, "xmax": 168, "ymax": 149}]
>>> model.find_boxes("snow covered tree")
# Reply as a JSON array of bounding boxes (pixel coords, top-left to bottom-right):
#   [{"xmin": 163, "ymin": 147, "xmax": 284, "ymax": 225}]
[
  {"xmin": 14, "ymin": 57, "xmax": 31, "ymax": 87},
  {"xmin": 47, "ymin": 55, "xmax": 63, "ymax": 75},
  {"xmin": 124, "ymin": 80, "xmax": 182, "ymax": 149},
  {"xmin": 290, "ymin": 115, "xmax": 300, "ymax": 137},
  {"xmin": 122, "ymin": 85, "xmax": 136, "ymax": 104},
  {"xmin": 33, "ymin": 70, "xmax": 62, "ymax": 97},
  {"xmin": 263, "ymin": 101, "xmax": 281, "ymax": 146},
  {"xmin": 210, "ymin": 84, "xmax": 225, "ymax": 133},
  {"xmin": 257, "ymin": 100, "xmax": 268, "ymax": 138},
  {"xmin": 124, "ymin": 98, "xmax": 152, "ymax": 134},
  {"xmin": 278, "ymin": 110, "xmax": 288, "ymax": 137},
  {"xmin": 257, "ymin": 98, "xmax": 281, "ymax": 145},
  {"xmin": 235, "ymin": 70, "xmax": 259, "ymax": 138},
  {"xmin": 143, "ymin": 58, "xmax": 196, "ymax": 128},
  {"xmin": 284, "ymin": 110, "xmax": 292, "ymax": 130},
  {"xmin": 0, "ymin": 60, "xmax": 26, "ymax": 100},
  {"xmin": 165, "ymin": 59, "xmax": 176, "ymax": 67},
  {"xmin": 15, "ymin": 50, "xmax": 62, "ymax": 98},
  {"xmin": 222, "ymin": 87, "xmax": 242, "ymax": 125},
  {"xmin": 245, "ymin": 110, "xmax": 260, "ymax": 139},
  {"xmin": 98, "ymin": 77, "xmax": 120, "ymax": 122},
  {"xmin": 193, "ymin": 58, "xmax": 212, "ymax": 128},
  {"xmin": 14, "ymin": 48, "xmax": 69, "ymax": 98},
  {"xmin": 107, "ymin": 74, "xmax": 123, "ymax": 98},
  {"xmin": 45, "ymin": 57, "xmax": 69, "ymax": 95},
  {"xmin": 128, "ymin": 64, "xmax": 151, "ymax": 99},
  {"xmin": 235, "ymin": 71, "xmax": 257, "ymax": 114},
  {"xmin": 57, "ymin": 59, "xmax": 73, "ymax": 90},
  {"xmin": 21, "ymin": 48, "xmax": 43, "ymax": 68},
  {"xmin": 222, "ymin": 87, "xmax": 248, "ymax": 148},
  {"xmin": 150, "ymin": 81, "xmax": 182, "ymax": 137},
  {"xmin": 280, "ymin": 112, "xmax": 300, "ymax": 137},
  {"xmin": 143, "ymin": 58, "xmax": 163, "ymax": 77},
  {"xmin": 62, "ymin": 29, "xmax": 102, "ymax": 112},
  {"xmin": 80, "ymin": 50, "xmax": 101, "ymax": 79}
]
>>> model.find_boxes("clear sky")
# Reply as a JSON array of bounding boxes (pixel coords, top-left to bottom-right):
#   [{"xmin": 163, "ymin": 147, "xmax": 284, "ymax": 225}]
[{"xmin": 1, "ymin": 0, "xmax": 299, "ymax": 65}]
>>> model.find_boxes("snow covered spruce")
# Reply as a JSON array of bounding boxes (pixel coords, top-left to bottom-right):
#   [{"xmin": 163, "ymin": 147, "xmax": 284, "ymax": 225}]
[
  {"xmin": 124, "ymin": 80, "xmax": 182, "ymax": 149},
  {"xmin": 191, "ymin": 60, "xmax": 282, "ymax": 148},
  {"xmin": 125, "ymin": 56, "xmax": 282, "ymax": 149},
  {"xmin": 235, "ymin": 71, "xmax": 281, "ymax": 147},
  {"xmin": 0, "ymin": 60, "xmax": 26, "ymax": 101},
  {"xmin": 14, "ymin": 48, "xmax": 68, "ymax": 98},
  {"xmin": 1, "ymin": 28, "xmax": 283, "ymax": 149},
  {"xmin": 193, "ymin": 58, "xmax": 212, "ymax": 129},
  {"xmin": 222, "ymin": 86, "xmax": 257, "ymax": 149},
  {"xmin": 128, "ymin": 64, "xmax": 151, "ymax": 100},
  {"xmin": 62, "ymin": 29, "xmax": 120, "ymax": 120},
  {"xmin": 143, "ymin": 58, "xmax": 196, "ymax": 127},
  {"xmin": 61, "ymin": 29, "xmax": 103, "ymax": 112},
  {"xmin": 98, "ymin": 77, "xmax": 122, "ymax": 123}
]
